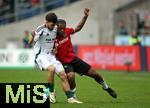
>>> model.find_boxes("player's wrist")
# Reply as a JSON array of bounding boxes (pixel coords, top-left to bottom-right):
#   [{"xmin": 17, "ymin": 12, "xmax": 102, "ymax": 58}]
[{"xmin": 84, "ymin": 15, "xmax": 88, "ymax": 19}]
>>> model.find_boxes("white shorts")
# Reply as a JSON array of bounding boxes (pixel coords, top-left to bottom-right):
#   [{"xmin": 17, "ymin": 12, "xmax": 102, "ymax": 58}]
[{"xmin": 35, "ymin": 53, "xmax": 64, "ymax": 74}]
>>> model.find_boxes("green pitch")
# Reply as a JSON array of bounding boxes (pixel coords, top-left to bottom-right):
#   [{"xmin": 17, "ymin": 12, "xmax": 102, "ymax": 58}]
[{"xmin": 0, "ymin": 69, "xmax": 150, "ymax": 108}]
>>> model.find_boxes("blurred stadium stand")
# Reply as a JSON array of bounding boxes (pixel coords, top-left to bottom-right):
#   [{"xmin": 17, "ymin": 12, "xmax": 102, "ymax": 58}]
[
  {"xmin": 0, "ymin": 0, "xmax": 150, "ymax": 48},
  {"xmin": 114, "ymin": 0, "xmax": 150, "ymax": 46},
  {"xmin": 0, "ymin": 0, "xmax": 78, "ymax": 25}
]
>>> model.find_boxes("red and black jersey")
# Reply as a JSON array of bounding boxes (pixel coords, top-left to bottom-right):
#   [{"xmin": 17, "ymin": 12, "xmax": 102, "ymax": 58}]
[{"xmin": 55, "ymin": 28, "xmax": 75, "ymax": 63}]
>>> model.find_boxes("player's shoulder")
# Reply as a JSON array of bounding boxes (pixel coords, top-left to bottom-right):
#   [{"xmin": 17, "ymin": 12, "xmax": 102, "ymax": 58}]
[
  {"xmin": 66, "ymin": 27, "xmax": 74, "ymax": 34},
  {"xmin": 66, "ymin": 27, "xmax": 74, "ymax": 31},
  {"xmin": 66, "ymin": 27, "xmax": 73, "ymax": 30},
  {"xmin": 36, "ymin": 24, "xmax": 46, "ymax": 33}
]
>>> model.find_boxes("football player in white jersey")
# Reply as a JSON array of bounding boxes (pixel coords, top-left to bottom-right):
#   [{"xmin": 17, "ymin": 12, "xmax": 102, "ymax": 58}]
[{"xmin": 31, "ymin": 12, "xmax": 82, "ymax": 104}]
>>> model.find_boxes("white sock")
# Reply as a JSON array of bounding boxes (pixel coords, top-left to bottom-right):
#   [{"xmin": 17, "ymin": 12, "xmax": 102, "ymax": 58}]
[
  {"xmin": 71, "ymin": 88, "xmax": 77, "ymax": 98},
  {"xmin": 68, "ymin": 97, "xmax": 74, "ymax": 100},
  {"xmin": 71, "ymin": 88, "xmax": 76, "ymax": 92},
  {"xmin": 100, "ymin": 81, "xmax": 109, "ymax": 89}
]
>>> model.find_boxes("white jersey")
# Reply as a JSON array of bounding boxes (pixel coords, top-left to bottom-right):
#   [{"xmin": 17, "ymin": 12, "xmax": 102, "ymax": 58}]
[
  {"xmin": 34, "ymin": 24, "xmax": 57, "ymax": 55},
  {"xmin": 33, "ymin": 24, "xmax": 64, "ymax": 73}
]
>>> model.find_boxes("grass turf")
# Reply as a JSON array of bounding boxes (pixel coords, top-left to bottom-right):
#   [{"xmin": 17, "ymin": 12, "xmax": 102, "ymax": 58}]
[{"xmin": 0, "ymin": 69, "xmax": 150, "ymax": 108}]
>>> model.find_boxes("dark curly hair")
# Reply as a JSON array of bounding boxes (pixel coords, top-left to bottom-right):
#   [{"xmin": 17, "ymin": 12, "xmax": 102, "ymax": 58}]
[
  {"xmin": 57, "ymin": 19, "xmax": 66, "ymax": 25},
  {"xmin": 45, "ymin": 13, "xmax": 57, "ymax": 23}
]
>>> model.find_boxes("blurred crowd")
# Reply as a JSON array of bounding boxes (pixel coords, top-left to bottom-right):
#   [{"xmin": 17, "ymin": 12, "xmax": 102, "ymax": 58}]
[
  {"xmin": 0, "ymin": 0, "xmax": 13, "ymax": 24},
  {"xmin": 0, "ymin": 0, "xmax": 78, "ymax": 25},
  {"xmin": 117, "ymin": 16, "xmax": 150, "ymax": 36},
  {"xmin": 0, "ymin": 0, "xmax": 41, "ymax": 25},
  {"xmin": 116, "ymin": 12, "xmax": 150, "ymax": 46}
]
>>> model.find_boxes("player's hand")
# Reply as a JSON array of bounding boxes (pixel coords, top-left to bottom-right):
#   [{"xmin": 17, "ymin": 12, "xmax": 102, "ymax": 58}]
[
  {"xmin": 52, "ymin": 48, "xmax": 57, "ymax": 54},
  {"xmin": 84, "ymin": 8, "xmax": 90, "ymax": 16}
]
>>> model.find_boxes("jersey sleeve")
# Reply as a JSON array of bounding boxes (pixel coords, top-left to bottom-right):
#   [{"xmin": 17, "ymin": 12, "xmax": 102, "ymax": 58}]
[
  {"xmin": 68, "ymin": 28, "xmax": 75, "ymax": 35},
  {"xmin": 34, "ymin": 26, "xmax": 44, "ymax": 42}
]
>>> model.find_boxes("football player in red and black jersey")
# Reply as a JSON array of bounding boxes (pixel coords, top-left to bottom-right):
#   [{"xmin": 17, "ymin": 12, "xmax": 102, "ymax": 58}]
[{"xmin": 54, "ymin": 8, "xmax": 117, "ymax": 101}]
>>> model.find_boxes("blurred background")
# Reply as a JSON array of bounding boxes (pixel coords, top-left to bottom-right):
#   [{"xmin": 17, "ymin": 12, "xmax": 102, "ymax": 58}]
[{"xmin": 0, "ymin": 0, "xmax": 150, "ymax": 72}]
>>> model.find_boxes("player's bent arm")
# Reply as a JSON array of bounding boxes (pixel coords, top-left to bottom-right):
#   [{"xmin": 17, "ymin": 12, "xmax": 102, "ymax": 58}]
[
  {"xmin": 52, "ymin": 42, "xmax": 58, "ymax": 54},
  {"xmin": 52, "ymin": 48, "xmax": 57, "ymax": 54},
  {"xmin": 74, "ymin": 8, "xmax": 90, "ymax": 33},
  {"xmin": 28, "ymin": 30, "xmax": 35, "ymax": 47}
]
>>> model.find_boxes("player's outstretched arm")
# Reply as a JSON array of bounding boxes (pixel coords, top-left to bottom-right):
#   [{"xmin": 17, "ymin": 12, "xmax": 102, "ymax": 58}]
[{"xmin": 74, "ymin": 8, "xmax": 89, "ymax": 33}]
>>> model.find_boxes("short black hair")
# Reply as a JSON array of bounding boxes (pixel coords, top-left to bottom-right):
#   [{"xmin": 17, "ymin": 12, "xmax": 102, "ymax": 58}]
[
  {"xmin": 57, "ymin": 19, "xmax": 66, "ymax": 25},
  {"xmin": 45, "ymin": 13, "xmax": 57, "ymax": 23}
]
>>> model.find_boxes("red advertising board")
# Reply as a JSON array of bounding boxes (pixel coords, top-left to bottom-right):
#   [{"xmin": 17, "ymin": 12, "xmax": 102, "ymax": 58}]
[
  {"xmin": 78, "ymin": 46, "xmax": 141, "ymax": 71},
  {"xmin": 147, "ymin": 47, "xmax": 150, "ymax": 72}
]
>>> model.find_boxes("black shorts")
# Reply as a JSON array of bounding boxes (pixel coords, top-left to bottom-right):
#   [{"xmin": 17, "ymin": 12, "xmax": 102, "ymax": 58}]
[{"xmin": 62, "ymin": 56, "xmax": 91, "ymax": 75}]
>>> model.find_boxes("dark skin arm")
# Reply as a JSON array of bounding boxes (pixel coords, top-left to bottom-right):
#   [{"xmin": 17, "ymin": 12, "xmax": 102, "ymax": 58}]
[
  {"xmin": 74, "ymin": 8, "xmax": 90, "ymax": 33},
  {"xmin": 53, "ymin": 8, "xmax": 89, "ymax": 54}
]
